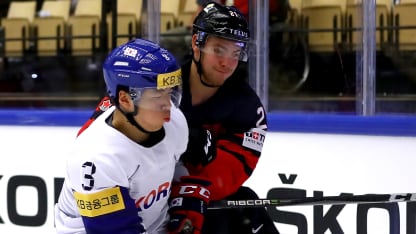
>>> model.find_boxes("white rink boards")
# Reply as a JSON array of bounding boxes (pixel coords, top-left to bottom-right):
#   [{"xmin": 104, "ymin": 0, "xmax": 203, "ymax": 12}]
[{"xmin": 0, "ymin": 125, "xmax": 416, "ymax": 233}]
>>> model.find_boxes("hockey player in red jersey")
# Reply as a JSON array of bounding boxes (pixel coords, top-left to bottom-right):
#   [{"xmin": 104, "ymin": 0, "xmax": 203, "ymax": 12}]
[
  {"xmin": 167, "ymin": 2, "xmax": 279, "ymax": 233},
  {"xmin": 76, "ymin": 2, "xmax": 279, "ymax": 233}
]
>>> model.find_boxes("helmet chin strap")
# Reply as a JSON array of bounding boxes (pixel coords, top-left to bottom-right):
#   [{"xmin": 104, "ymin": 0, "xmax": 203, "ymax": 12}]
[
  {"xmin": 192, "ymin": 50, "xmax": 221, "ymax": 88},
  {"xmin": 119, "ymin": 105, "xmax": 153, "ymax": 134}
]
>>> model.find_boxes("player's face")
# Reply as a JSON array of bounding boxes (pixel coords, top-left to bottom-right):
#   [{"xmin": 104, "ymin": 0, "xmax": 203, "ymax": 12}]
[
  {"xmin": 198, "ymin": 36, "xmax": 242, "ymax": 86},
  {"xmin": 134, "ymin": 88, "xmax": 174, "ymax": 131}
]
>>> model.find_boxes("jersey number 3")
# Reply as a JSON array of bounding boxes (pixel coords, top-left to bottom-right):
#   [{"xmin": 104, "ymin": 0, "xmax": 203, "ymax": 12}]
[{"xmin": 82, "ymin": 161, "xmax": 96, "ymax": 191}]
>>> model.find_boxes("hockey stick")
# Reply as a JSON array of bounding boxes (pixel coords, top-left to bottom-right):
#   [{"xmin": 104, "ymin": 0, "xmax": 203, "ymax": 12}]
[{"xmin": 208, "ymin": 193, "xmax": 416, "ymax": 209}]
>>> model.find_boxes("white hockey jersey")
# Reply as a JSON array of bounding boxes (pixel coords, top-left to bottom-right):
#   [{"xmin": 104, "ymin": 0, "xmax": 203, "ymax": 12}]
[{"xmin": 55, "ymin": 106, "xmax": 188, "ymax": 234}]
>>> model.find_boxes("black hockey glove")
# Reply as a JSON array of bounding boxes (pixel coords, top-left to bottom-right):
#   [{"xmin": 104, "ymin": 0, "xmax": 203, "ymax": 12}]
[{"xmin": 181, "ymin": 128, "xmax": 216, "ymax": 166}]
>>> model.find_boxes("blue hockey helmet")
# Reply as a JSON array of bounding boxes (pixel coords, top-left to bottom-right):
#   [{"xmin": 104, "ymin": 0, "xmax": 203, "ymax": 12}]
[{"xmin": 103, "ymin": 38, "xmax": 182, "ymax": 109}]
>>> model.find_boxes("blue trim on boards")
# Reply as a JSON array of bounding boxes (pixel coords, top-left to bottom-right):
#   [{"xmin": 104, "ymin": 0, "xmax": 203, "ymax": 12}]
[
  {"xmin": 0, "ymin": 109, "xmax": 90, "ymax": 127},
  {"xmin": 0, "ymin": 109, "xmax": 415, "ymax": 136},
  {"xmin": 268, "ymin": 112, "xmax": 416, "ymax": 136}
]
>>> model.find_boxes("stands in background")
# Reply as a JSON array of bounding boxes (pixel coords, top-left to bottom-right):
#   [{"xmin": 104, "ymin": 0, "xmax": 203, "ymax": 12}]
[
  {"xmin": 33, "ymin": 0, "xmax": 71, "ymax": 56},
  {"xmin": 393, "ymin": 0, "xmax": 416, "ymax": 51},
  {"xmin": 345, "ymin": 0, "xmax": 392, "ymax": 51},
  {"xmin": 67, "ymin": 0, "xmax": 101, "ymax": 55},
  {"xmin": 1, "ymin": 1, "xmax": 36, "ymax": 57},
  {"xmin": 176, "ymin": 0, "xmax": 198, "ymax": 27},
  {"xmin": 300, "ymin": 0, "xmax": 346, "ymax": 53},
  {"xmin": 107, "ymin": 0, "xmax": 142, "ymax": 49},
  {"xmin": 0, "ymin": 0, "xmax": 415, "ymax": 105}
]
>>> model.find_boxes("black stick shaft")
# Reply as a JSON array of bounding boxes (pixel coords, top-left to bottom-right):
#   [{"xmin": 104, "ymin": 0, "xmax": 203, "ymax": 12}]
[{"xmin": 208, "ymin": 193, "xmax": 416, "ymax": 209}]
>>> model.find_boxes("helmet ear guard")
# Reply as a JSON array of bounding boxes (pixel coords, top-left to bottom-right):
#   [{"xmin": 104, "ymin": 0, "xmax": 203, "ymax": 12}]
[{"xmin": 195, "ymin": 31, "xmax": 207, "ymax": 47}]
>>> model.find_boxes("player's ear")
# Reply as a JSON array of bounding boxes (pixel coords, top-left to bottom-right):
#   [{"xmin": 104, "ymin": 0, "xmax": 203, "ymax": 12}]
[{"xmin": 118, "ymin": 90, "xmax": 134, "ymax": 111}]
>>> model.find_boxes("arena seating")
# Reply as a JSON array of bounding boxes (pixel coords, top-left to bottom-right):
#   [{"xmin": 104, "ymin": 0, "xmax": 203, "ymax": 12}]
[
  {"xmin": 160, "ymin": 0, "xmax": 180, "ymax": 32},
  {"xmin": 67, "ymin": 0, "xmax": 101, "ymax": 55},
  {"xmin": 393, "ymin": 0, "xmax": 416, "ymax": 51},
  {"xmin": 300, "ymin": 0, "xmax": 346, "ymax": 52},
  {"xmin": 1, "ymin": 1, "xmax": 36, "ymax": 57},
  {"xmin": 32, "ymin": 0, "xmax": 71, "ymax": 56},
  {"xmin": 1, "ymin": 0, "xmax": 415, "ymax": 57},
  {"xmin": 345, "ymin": 0, "xmax": 392, "ymax": 51},
  {"xmin": 107, "ymin": 0, "xmax": 142, "ymax": 49},
  {"xmin": 176, "ymin": 0, "xmax": 198, "ymax": 27}
]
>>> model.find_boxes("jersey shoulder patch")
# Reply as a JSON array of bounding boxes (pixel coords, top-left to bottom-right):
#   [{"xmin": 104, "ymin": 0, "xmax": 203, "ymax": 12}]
[
  {"xmin": 74, "ymin": 187, "xmax": 125, "ymax": 217},
  {"xmin": 242, "ymin": 128, "xmax": 266, "ymax": 152}
]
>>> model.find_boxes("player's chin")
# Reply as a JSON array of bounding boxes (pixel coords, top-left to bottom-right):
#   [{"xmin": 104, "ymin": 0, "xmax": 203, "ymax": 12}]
[
  {"xmin": 214, "ymin": 78, "xmax": 227, "ymax": 86},
  {"xmin": 149, "ymin": 116, "xmax": 170, "ymax": 129},
  {"xmin": 207, "ymin": 75, "xmax": 226, "ymax": 86},
  {"xmin": 217, "ymin": 72, "xmax": 232, "ymax": 83},
  {"xmin": 148, "ymin": 123, "xmax": 165, "ymax": 132}
]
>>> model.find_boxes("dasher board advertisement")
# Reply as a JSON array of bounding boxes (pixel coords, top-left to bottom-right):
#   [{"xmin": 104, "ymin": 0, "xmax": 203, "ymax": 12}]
[{"xmin": 1, "ymin": 125, "xmax": 415, "ymax": 233}]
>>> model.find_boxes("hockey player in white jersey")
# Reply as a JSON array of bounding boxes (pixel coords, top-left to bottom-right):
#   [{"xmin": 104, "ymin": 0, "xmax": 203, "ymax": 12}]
[{"xmin": 54, "ymin": 38, "xmax": 188, "ymax": 234}]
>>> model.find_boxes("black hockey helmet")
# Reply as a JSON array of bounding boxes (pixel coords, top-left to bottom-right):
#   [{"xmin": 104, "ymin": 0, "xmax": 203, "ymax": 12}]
[{"xmin": 192, "ymin": 2, "xmax": 249, "ymax": 61}]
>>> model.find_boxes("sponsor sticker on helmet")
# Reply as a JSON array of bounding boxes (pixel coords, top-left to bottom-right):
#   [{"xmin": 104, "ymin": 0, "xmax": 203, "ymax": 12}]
[
  {"xmin": 157, "ymin": 69, "xmax": 181, "ymax": 89},
  {"xmin": 204, "ymin": 3, "xmax": 215, "ymax": 12},
  {"xmin": 123, "ymin": 47, "xmax": 138, "ymax": 57}
]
